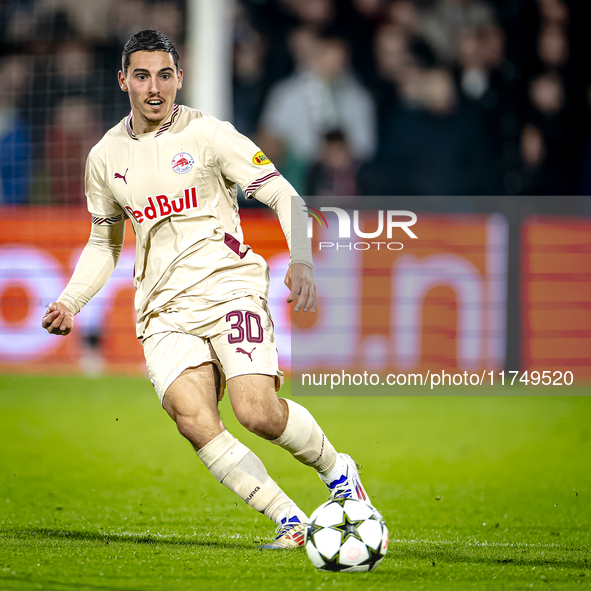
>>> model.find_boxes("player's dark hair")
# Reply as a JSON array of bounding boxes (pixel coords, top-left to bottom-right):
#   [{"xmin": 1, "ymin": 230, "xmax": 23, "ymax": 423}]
[{"xmin": 122, "ymin": 29, "xmax": 180, "ymax": 73}]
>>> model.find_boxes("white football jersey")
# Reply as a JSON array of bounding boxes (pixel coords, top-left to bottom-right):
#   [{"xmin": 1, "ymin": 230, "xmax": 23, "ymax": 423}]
[{"xmin": 85, "ymin": 104, "xmax": 282, "ymax": 338}]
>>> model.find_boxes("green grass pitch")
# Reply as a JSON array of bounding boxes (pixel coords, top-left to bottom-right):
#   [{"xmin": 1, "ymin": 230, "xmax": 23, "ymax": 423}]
[{"xmin": 1, "ymin": 375, "xmax": 590, "ymax": 590}]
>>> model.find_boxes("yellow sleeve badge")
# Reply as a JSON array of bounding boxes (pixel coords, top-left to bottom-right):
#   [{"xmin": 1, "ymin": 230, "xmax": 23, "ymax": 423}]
[{"xmin": 252, "ymin": 150, "xmax": 271, "ymax": 165}]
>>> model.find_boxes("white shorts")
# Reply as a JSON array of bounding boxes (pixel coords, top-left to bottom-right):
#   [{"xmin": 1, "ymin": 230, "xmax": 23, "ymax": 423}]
[{"xmin": 142, "ymin": 295, "xmax": 283, "ymax": 404}]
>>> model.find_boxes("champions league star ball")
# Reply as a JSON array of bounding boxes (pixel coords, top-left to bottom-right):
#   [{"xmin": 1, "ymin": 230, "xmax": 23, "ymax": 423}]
[{"xmin": 305, "ymin": 499, "xmax": 389, "ymax": 572}]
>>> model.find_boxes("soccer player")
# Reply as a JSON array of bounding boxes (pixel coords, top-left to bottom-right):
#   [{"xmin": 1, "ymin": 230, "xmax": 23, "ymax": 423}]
[{"xmin": 41, "ymin": 30, "xmax": 370, "ymax": 548}]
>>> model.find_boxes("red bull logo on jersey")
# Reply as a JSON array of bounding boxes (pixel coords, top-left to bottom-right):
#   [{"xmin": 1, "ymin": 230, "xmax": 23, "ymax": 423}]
[
  {"xmin": 125, "ymin": 187, "xmax": 198, "ymax": 224},
  {"xmin": 171, "ymin": 152, "xmax": 195, "ymax": 174}
]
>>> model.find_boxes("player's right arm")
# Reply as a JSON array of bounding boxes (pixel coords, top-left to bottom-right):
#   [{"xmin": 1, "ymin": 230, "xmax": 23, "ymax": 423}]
[
  {"xmin": 42, "ymin": 219, "xmax": 125, "ymax": 335},
  {"xmin": 42, "ymin": 148, "xmax": 125, "ymax": 336}
]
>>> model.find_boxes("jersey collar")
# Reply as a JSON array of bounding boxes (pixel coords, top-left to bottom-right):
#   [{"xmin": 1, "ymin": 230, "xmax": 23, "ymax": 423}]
[{"xmin": 126, "ymin": 104, "xmax": 180, "ymax": 141}]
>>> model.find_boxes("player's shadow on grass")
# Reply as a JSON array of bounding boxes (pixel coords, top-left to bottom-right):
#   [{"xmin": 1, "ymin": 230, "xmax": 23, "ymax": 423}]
[{"xmin": 11, "ymin": 527, "xmax": 254, "ymax": 550}]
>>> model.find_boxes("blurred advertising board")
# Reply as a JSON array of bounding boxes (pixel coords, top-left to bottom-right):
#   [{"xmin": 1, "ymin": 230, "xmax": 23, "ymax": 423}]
[
  {"xmin": 2, "ymin": 207, "xmax": 588, "ymax": 380},
  {"xmin": 289, "ymin": 213, "xmax": 509, "ymax": 383},
  {"xmin": 521, "ymin": 217, "xmax": 591, "ymax": 379},
  {"xmin": 0, "ymin": 207, "xmax": 286, "ymax": 375}
]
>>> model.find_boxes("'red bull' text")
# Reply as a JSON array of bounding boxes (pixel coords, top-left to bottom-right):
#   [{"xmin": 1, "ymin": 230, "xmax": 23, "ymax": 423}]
[{"xmin": 125, "ymin": 186, "xmax": 198, "ymax": 224}]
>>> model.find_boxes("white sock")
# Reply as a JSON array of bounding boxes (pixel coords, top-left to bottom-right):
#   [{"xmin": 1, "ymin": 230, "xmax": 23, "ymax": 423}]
[
  {"xmin": 198, "ymin": 430, "xmax": 302, "ymax": 523},
  {"xmin": 318, "ymin": 453, "xmax": 348, "ymax": 484},
  {"xmin": 271, "ymin": 399, "xmax": 337, "ymax": 474}
]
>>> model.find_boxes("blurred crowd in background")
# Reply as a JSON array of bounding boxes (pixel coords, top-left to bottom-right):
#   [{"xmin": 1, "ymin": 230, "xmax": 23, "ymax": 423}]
[
  {"xmin": 0, "ymin": 0, "xmax": 185, "ymax": 206},
  {"xmin": 1, "ymin": 0, "xmax": 590, "ymax": 212}
]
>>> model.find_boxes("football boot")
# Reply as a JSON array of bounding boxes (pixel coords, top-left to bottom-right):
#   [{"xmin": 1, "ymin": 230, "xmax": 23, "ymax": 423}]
[
  {"xmin": 326, "ymin": 453, "xmax": 372, "ymax": 505},
  {"xmin": 258, "ymin": 515, "xmax": 307, "ymax": 549}
]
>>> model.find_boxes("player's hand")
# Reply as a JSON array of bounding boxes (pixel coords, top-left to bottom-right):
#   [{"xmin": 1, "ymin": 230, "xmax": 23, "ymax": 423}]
[
  {"xmin": 285, "ymin": 263, "xmax": 317, "ymax": 313},
  {"xmin": 42, "ymin": 302, "xmax": 74, "ymax": 336}
]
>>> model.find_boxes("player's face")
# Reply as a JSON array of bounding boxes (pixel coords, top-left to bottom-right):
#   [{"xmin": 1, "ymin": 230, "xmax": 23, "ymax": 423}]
[{"xmin": 118, "ymin": 51, "xmax": 183, "ymax": 134}]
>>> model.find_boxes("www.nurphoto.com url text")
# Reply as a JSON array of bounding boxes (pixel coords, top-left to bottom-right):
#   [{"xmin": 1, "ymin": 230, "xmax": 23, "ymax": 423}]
[{"xmin": 301, "ymin": 370, "xmax": 574, "ymax": 390}]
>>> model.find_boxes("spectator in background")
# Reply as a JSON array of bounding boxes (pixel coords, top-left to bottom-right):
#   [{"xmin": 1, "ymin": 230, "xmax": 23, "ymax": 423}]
[
  {"xmin": 454, "ymin": 23, "xmax": 519, "ymax": 194},
  {"xmin": 353, "ymin": 0, "xmax": 383, "ymax": 21},
  {"xmin": 457, "ymin": 25, "xmax": 490, "ymax": 102},
  {"xmin": 373, "ymin": 24, "xmax": 413, "ymax": 85},
  {"xmin": 38, "ymin": 0, "xmax": 116, "ymax": 42},
  {"xmin": 109, "ymin": 0, "xmax": 151, "ymax": 44},
  {"xmin": 288, "ymin": 26, "xmax": 322, "ymax": 68},
  {"xmin": 149, "ymin": 1, "xmax": 184, "ymax": 43},
  {"xmin": 520, "ymin": 72, "xmax": 570, "ymax": 195},
  {"xmin": 233, "ymin": 10, "xmax": 269, "ymax": 138},
  {"xmin": 369, "ymin": 24, "xmax": 409, "ymax": 125},
  {"xmin": 28, "ymin": 37, "xmax": 97, "ymax": 176},
  {"xmin": 537, "ymin": 24, "xmax": 568, "ymax": 70},
  {"xmin": 279, "ymin": 0, "xmax": 335, "ymax": 30},
  {"xmin": 515, "ymin": 0, "xmax": 577, "ymax": 200},
  {"xmin": 362, "ymin": 67, "xmax": 494, "ymax": 201},
  {"xmin": 52, "ymin": 40, "xmax": 94, "ymax": 97},
  {"xmin": 536, "ymin": 0, "xmax": 569, "ymax": 29},
  {"xmin": 45, "ymin": 96, "xmax": 102, "ymax": 205},
  {"xmin": 520, "ymin": 123, "xmax": 545, "ymax": 188},
  {"xmin": 418, "ymin": 0, "xmax": 497, "ymax": 65},
  {"xmin": 259, "ymin": 35, "xmax": 375, "ymax": 193},
  {"xmin": 387, "ymin": 0, "xmax": 420, "ymax": 36},
  {"xmin": 369, "ymin": 22, "xmax": 433, "ymax": 123},
  {"xmin": 2, "ymin": 2, "xmax": 37, "ymax": 45},
  {"xmin": 339, "ymin": 0, "xmax": 385, "ymax": 87},
  {"xmin": 0, "ymin": 55, "xmax": 32, "ymax": 204},
  {"xmin": 306, "ymin": 130, "xmax": 359, "ymax": 207},
  {"xmin": 534, "ymin": 21, "xmax": 573, "ymax": 113}
]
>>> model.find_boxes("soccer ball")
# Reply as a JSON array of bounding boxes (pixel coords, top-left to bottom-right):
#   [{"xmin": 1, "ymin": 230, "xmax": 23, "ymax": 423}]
[{"xmin": 305, "ymin": 499, "xmax": 388, "ymax": 572}]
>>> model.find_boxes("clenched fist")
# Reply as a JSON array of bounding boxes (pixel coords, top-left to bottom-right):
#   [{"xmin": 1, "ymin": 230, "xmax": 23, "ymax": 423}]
[{"xmin": 42, "ymin": 302, "xmax": 74, "ymax": 336}]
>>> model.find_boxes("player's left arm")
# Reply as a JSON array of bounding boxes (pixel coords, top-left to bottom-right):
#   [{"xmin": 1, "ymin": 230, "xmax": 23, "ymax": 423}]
[
  {"xmin": 284, "ymin": 263, "xmax": 316, "ymax": 313},
  {"xmin": 254, "ymin": 177, "xmax": 317, "ymax": 313},
  {"xmin": 212, "ymin": 120, "xmax": 317, "ymax": 313}
]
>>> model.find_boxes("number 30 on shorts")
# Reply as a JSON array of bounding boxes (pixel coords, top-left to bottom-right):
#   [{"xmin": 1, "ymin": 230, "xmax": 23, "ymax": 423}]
[{"xmin": 226, "ymin": 311, "xmax": 264, "ymax": 344}]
